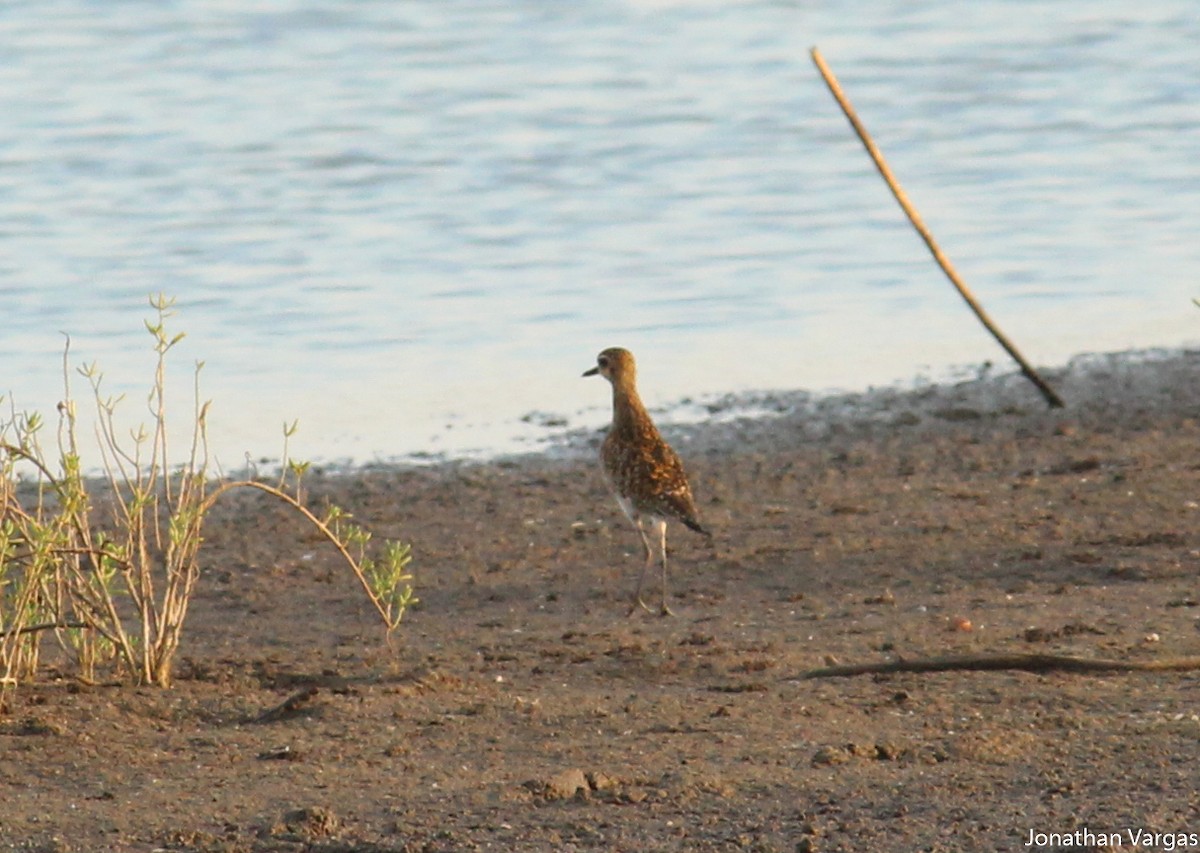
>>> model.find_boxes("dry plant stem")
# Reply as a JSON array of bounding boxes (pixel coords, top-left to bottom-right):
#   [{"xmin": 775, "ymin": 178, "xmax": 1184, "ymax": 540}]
[
  {"xmin": 797, "ymin": 652, "xmax": 1200, "ymax": 679},
  {"xmin": 1, "ymin": 621, "xmax": 89, "ymax": 639},
  {"xmin": 253, "ymin": 686, "xmax": 320, "ymax": 724},
  {"xmin": 809, "ymin": 47, "xmax": 1065, "ymax": 409},
  {"xmin": 2, "ymin": 442, "xmax": 139, "ymax": 662},
  {"xmin": 4, "ymin": 443, "xmax": 133, "ymax": 657},
  {"xmin": 202, "ymin": 480, "xmax": 396, "ymax": 630}
]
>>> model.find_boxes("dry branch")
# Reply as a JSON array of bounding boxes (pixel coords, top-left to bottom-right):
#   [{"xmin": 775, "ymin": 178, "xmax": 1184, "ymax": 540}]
[
  {"xmin": 252, "ymin": 686, "xmax": 320, "ymax": 723},
  {"xmin": 810, "ymin": 47, "xmax": 1064, "ymax": 409},
  {"xmin": 797, "ymin": 652, "xmax": 1200, "ymax": 680},
  {"xmin": 0, "ymin": 621, "xmax": 89, "ymax": 640}
]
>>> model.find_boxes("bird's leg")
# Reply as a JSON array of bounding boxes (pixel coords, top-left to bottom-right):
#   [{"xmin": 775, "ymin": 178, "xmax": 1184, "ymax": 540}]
[
  {"xmin": 653, "ymin": 518, "xmax": 673, "ymax": 617},
  {"xmin": 627, "ymin": 518, "xmax": 657, "ymax": 616}
]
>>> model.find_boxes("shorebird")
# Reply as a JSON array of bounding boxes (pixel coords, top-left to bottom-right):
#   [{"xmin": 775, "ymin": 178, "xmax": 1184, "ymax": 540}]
[{"xmin": 583, "ymin": 347, "xmax": 711, "ymax": 616}]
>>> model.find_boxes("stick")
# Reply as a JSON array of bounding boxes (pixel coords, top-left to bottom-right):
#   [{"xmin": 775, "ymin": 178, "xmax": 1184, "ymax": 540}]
[
  {"xmin": 796, "ymin": 653, "xmax": 1200, "ymax": 680},
  {"xmin": 810, "ymin": 47, "xmax": 1065, "ymax": 409},
  {"xmin": 251, "ymin": 686, "xmax": 320, "ymax": 723},
  {"xmin": 0, "ymin": 621, "xmax": 89, "ymax": 639}
]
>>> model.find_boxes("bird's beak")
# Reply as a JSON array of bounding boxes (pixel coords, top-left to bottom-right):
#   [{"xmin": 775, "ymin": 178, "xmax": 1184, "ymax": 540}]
[{"xmin": 582, "ymin": 366, "xmax": 599, "ymax": 378}]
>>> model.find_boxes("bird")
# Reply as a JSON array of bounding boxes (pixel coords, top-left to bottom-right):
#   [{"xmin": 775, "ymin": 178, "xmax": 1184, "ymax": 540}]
[{"xmin": 583, "ymin": 347, "xmax": 711, "ymax": 616}]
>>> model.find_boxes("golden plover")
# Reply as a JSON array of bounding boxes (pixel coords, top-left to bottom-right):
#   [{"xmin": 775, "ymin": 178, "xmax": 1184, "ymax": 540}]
[{"xmin": 583, "ymin": 347, "xmax": 711, "ymax": 616}]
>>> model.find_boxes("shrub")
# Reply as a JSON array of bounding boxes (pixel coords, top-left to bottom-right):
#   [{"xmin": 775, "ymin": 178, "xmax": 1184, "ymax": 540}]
[{"xmin": 0, "ymin": 295, "xmax": 414, "ymax": 698}]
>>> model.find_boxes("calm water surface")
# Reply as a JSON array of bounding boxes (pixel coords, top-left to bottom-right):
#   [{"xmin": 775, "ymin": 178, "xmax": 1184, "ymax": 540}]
[{"xmin": 2, "ymin": 1, "xmax": 1198, "ymax": 465}]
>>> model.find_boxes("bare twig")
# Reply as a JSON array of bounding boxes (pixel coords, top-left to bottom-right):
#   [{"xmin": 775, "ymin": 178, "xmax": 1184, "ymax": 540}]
[
  {"xmin": 200, "ymin": 480, "xmax": 403, "ymax": 631},
  {"xmin": 810, "ymin": 47, "xmax": 1064, "ymax": 409},
  {"xmin": 252, "ymin": 686, "xmax": 320, "ymax": 723},
  {"xmin": 0, "ymin": 621, "xmax": 89, "ymax": 640},
  {"xmin": 796, "ymin": 652, "xmax": 1200, "ymax": 680}
]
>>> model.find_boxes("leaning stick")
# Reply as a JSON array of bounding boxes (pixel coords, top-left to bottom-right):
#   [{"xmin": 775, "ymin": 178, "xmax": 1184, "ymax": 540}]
[
  {"xmin": 796, "ymin": 652, "xmax": 1200, "ymax": 680},
  {"xmin": 810, "ymin": 47, "xmax": 1064, "ymax": 409}
]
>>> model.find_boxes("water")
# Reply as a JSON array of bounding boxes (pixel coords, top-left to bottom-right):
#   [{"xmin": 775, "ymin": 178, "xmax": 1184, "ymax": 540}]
[{"xmin": 2, "ymin": 0, "xmax": 1198, "ymax": 467}]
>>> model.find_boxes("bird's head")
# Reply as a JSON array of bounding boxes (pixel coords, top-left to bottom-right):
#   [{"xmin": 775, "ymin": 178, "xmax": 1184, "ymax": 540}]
[{"xmin": 583, "ymin": 347, "xmax": 636, "ymax": 384}]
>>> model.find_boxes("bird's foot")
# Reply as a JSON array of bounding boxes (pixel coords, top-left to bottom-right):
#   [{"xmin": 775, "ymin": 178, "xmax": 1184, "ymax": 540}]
[
  {"xmin": 627, "ymin": 597, "xmax": 656, "ymax": 617},
  {"xmin": 658, "ymin": 602, "xmax": 675, "ymax": 618}
]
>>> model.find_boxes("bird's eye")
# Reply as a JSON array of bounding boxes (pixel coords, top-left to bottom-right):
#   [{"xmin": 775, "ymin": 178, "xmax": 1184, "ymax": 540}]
[{"xmin": 598, "ymin": 355, "xmax": 609, "ymax": 367}]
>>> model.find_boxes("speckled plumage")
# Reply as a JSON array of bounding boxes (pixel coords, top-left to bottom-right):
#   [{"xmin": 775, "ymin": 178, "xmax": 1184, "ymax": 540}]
[{"xmin": 584, "ymin": 347, "xmax": 710, "ymax": 615}]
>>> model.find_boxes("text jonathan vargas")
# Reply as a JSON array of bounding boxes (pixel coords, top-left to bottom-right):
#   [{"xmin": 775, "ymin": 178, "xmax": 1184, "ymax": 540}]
[{"xmin": 1026, "ymin": 828, "xmax": 1200, "ymax": 850}]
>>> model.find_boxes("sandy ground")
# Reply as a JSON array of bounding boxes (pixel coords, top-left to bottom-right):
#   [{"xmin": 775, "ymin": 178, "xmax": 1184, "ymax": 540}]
[{"xmin": 3, "ymin": 349, "xmax": 1200, "ymax": 852}]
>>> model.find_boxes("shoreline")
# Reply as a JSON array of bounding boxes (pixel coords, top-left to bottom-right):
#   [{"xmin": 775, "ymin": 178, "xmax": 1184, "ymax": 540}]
[{"xmin": 328, "ymin": 345, "xmax": 1200, "ymax": 473}]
